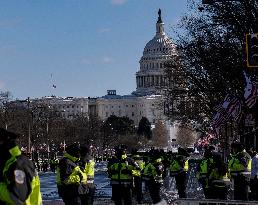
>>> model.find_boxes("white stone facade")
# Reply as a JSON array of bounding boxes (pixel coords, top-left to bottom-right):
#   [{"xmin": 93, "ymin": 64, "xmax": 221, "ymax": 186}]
[
  {"xmin": 95, "ymin": 91, "xmax": 164, "ymax": 125},
  {"xmin": 26, "ymin": 96, "xmax": 89, "ymax": 120}
]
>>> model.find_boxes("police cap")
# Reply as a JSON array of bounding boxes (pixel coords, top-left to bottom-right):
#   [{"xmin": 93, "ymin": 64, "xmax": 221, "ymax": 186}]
[
  {"xmin": 66, "ymin": 142, "xmax": 80, "ymax": 157},
  {"xmin": 80, "ymin": 144, "xmax": 91, "ymax": 156},
  {"xmin": 178, "ymin": 147, "xmax": 190, "ymax": 157},
  {"xmin": 231, "ymin": 141, "xmax": 244, "ymax": 151},
  {"xmin": 114, "ymin": 144, "xmax": 127, "ymax": 151},
  {"xmin": 0, "ymin": 128, "xmax": 18, "ymax": 142}
]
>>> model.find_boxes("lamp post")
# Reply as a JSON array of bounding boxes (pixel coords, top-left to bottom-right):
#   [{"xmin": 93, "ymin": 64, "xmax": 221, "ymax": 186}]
[{"xmin": 27, "ymin": 97, "xmax": 32, "ymax": 156}]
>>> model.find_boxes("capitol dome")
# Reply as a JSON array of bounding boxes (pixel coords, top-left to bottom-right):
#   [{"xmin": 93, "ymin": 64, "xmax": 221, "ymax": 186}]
[
  {"xmin": 133, "ymin": 9, "xmax": 177, "ymax": 96},
  {"xmin": 143, "ymin": 35, "xmax": 176, "ymax": 56}
]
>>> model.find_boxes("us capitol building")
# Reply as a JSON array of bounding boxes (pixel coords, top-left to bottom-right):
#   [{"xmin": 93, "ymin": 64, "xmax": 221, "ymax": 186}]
[{"xmin": 17, "ymin": 10, "xmax": 179, "ymax": 126}]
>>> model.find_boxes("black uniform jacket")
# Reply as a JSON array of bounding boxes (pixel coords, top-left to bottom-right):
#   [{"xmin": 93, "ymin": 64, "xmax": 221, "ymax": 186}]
[{"xmin": 0, "ymin": 154, "xmax": 38, "ymax": 205}]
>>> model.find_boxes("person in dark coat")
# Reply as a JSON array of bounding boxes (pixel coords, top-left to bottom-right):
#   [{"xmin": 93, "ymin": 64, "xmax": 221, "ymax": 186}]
[
  {"xmin": 170, "ymin": 147, "xmax": 189, "ymax": 198},
  {"xmin": 228, "ymin": 142, "xmax": 251, "ymax": 200},
  {"xmin": 0, "ymin": 128, "xmax": 42, "ymax": 204},
  {"xmin": 79, "ymin": 145, "xmax": 96, "ymax": 205},
  {"xmin": 56, "ymin": 143, "xmax": 86, "ymax": 205}
]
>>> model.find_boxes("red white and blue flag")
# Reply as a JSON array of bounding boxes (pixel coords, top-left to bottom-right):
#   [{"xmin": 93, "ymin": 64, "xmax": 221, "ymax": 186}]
[
  {"xmin": 244, "ymin": 72, "xmax": 258, "ymax": 108},
  {"xmin": 211, "ymin": 95, "xmax": 243, "ymax": 129}
]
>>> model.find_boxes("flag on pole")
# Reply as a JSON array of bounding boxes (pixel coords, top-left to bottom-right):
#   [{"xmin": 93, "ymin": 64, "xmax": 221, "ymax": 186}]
[
  {"xmin": 211, "ymin": 94, "xmax": 243, "ymax": 129},
  {"xmin": 244, "ymin": 72, "xmax": 258, "ymax": 108}
]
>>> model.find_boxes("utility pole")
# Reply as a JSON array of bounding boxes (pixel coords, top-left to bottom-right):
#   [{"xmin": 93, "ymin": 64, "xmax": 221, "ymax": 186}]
[{"xmin": 27, "ymin": 97, "xmax": 31, "ymax": 156}]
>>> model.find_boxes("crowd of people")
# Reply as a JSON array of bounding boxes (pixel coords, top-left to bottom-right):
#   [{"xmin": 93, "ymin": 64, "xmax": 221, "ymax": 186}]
[
  {"xmin": 107, "ymin": 143, "xmax": 258, "ymax": 204},
  {"xmin": 1, "ymin": 127, "xmax": 258, "ymax": 205}
]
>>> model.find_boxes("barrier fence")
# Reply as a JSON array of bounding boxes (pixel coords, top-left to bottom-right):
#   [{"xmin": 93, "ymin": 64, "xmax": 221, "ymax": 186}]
[{"xmin": 173, "ymin": 199, "xmax": 258, "ymax": 205}]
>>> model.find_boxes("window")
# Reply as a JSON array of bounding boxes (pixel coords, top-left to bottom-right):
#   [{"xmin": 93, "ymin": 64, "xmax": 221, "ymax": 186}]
[{"xmin": 132, "ymin": 112, "xmax": 134, "ymax": 117}]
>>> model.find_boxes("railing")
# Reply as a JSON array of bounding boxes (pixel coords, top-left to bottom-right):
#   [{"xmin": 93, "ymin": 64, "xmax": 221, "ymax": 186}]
[{"xmin": 173, "ymin": 199, "xmax": 258, "ymax": 205}]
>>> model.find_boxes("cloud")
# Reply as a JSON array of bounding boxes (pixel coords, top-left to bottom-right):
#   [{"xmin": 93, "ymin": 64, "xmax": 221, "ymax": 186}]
[
  {"xmin": 98, "ymin": 28, "xmax": 111, "ymax": 34},
  {"xmin": 80, "ymin": 58, "xmax": 92, "ymax": 65},
  {"xmin": 80, "ymin": 56, "xmax": 114, "ymax": 65},
  {"xmin": 0, "ymin": 17, "xmax": 23, "ymax": 29},
  {"xmin": 102, "ymin": 56, "xmax": 114, "ymax": 64},
  {"xmin": 110, "ymin": 0, "xmax": 127, "ymax": 5}
]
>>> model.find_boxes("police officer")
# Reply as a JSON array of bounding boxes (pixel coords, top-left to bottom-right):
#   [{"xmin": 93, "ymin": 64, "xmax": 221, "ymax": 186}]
[
  {"xmin": 50, "ymin": 157, "xmax": 59, "ymax": 173},
  {"xmin": 250, "ymin": 149, "xmax": 258, "ymax": 201},
  {"xmin": 131, "ymin": 151, "xmax": 145, "ymax": 204},
  {"xmin": 108, "ymin": 145, "xmax": 139, "ymax": 205},
  {"xmin": 56, "ymin": 142, "xmax": 86, "ymax": 205},
  {"xmin": 228, "ymin": 142, "xmax": 251, "ymax": 200},
  {"xmin": 0, "ymin": 128, "xmax": 42, "ymax": 205},
  {"xmin": 142, "ymin": 150, "xmax": 164, "ymax": 204},
  {"xmin": 169, "ymin": 147, "xmax": 189, "ymax": 198},
  {"xmin": 79, "ymin": 145, "xmax": 96, "ymax": 205},
  {"xmin": 196, "ymin": 146, "xmax": 215, "ymax": 199},
  {"xmin": 209, "ymin": 152, "xmax": 229, "ymax": 200}
]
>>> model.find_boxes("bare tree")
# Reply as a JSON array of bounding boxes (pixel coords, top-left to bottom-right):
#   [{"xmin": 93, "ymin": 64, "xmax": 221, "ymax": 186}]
[
  {"xmin": 176, "ymin": 125, "xmax": 197, "ymax": 148},
  {"xmin": 151, "ymin": 120, "xmax": 168, "ymax": 148}
]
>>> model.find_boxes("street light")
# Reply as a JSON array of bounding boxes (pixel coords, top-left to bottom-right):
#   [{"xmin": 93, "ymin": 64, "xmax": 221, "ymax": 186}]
[{"xmin": 246, "ymin": 33, "xmax": 258, "ymax": 68}]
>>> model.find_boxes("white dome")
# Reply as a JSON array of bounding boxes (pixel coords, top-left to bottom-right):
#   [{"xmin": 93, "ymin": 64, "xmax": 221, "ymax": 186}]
[
  {"xmin": 133, "ymin": 9, "xmax": 177, "ymax": 96},
  {"xmin": 143, "ymin": 34, "xmax": 176, "ymax": 57}
]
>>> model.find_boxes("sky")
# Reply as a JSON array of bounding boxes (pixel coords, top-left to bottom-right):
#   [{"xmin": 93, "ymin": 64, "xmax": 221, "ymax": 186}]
[{"xmin": 0, "ymin": 0, "xmax": 189, "ymax": 100}]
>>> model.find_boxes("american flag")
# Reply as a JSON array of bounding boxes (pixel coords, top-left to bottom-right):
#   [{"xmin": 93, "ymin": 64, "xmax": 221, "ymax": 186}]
[
  {"xmin": 244, "ymin": 72, "xmax": 258, "ymax": 108},
  {"xmin": 230, "ymin": 99, "xmax": 243, "ymax": 123},
  {"xmin": 211, "ymin": 95, "xmax": 243, "ymax": 128}
]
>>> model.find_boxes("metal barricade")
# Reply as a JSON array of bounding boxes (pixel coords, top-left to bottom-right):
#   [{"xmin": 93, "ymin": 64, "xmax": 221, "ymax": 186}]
[{"xmin": 172, "ymin": 199, "xmax": 258, "ymax": 205}]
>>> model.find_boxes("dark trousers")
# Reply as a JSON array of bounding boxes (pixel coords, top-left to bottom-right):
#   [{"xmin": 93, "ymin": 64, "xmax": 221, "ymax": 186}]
[
  {"xmin": 146, "ymin": 180, "xmax": 162, "ymax": 204},
  {"xmin": 233, "ymin": 175, "xmax": 249, "ymax": 200},
  {"xmin": 210, "ymin": 184, "xmax": 228, "ymax": 200},
  {"xmin": 80, "ymin": 183, "xmax": 96, "ymax": 205},
  {"xmin": 63, "ymin": 196, "xmax": 81, "ymax": 205},
  {"xmin": 133, "ymin": 177, "xmax": 143, "ymax": 203},
  {"xmin": 175, "ymin": 172, "xmax": 187, "ymax": 198},
  {"xmin": 199, "ymin": 178, "xmax": 211, "ymax": 199},
  {"xmin": 250, "ymin": 177, "xmax": 258, "ymax": 201},
  {"xmin": 58, "ymin": 185, "xmax": 82, "ymax": 205},
  {"xmin": 112, "ymin": 184, "xmax": 133, "ymax": 205}
]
